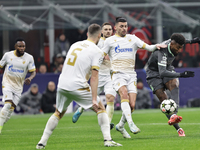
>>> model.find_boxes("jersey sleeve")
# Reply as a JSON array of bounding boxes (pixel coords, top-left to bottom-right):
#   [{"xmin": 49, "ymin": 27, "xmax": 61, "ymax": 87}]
[
  {"xmin": 0, "ymin": 53, "xmax": 7, "ymax": 68},
  {"xmin": 28, "ymin": 56, "xmax": 36, "ymax": 72},
  {"xmin": 133, "ymin": 35, "xmax": 145, "ymax": 49},
  {"xmin": 91, "ymin": 50, "xmax": 104, "ymax": 71},
  {"xmin": 157, "ymin": 51, "xmax": 180, "ymax": 78},
  {"xmin": 102, "ymin": 38, "xmax": 110, "ymax": 56}
]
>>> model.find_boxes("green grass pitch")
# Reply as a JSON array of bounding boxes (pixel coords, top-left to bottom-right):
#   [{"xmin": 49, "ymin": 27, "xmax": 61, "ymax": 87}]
[{"xmin": 1, "ymin": 108, "xmax": 200, "ymax": 150}]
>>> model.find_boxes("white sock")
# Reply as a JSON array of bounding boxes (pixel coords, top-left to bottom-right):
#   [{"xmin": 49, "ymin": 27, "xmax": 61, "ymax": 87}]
[
  {"xmin": 97, "ymin": 111, "xmax": 111, "ymax": 141},
  {"xmin": 38, "ymin": 114, "xmax": 59, "ymax": 146},
  {"xmin": 106, "ymin": 102, "xmax": 114, "ymax": 123},
  {"xmin": 5, "ymin": 107, "xmax": 14, "ymax": 124},
  {"xmin": 118, "ymin": 112, "xmax": 127, "ymax": 128},
  {"xmin": 121, "ymin": 101, "xmax": 133, "ymax": 125},
  {"xmin": 0, "ymin": 103, "xmax": 11, "ymax": 126}
]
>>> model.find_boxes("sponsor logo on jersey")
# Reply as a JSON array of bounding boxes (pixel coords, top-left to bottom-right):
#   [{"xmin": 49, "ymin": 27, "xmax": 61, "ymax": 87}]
[
  {"xmin": 115, "ymin": 45, "xmax": 133, "ymax": 53},
  {"xmin": 8, "ymin": 65, "xmax": 24, "ymax": 73},
  {"xmin": 162, "ymin": 56, "xmax": 167, "ymax": 61}
]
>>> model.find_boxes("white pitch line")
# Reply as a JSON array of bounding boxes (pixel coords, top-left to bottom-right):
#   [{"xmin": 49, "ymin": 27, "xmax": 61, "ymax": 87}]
[{"xmin": 2, "ymin": 123, "xmax": 200, "ymax": 132}]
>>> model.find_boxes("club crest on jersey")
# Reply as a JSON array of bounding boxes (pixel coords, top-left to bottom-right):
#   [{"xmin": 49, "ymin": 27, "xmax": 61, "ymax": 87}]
[
  {"xmin": 115, "ymin": 44, "xmax": 133, "ymax": 53},
  {"xmin": 162, "ymin": 56, "xmax": 167, "ymax": 61},
  {"xmin": 8, "ymin": 64, "xmax": 24, "ymax": 73},
  {"xmin": 23, "ymin": 61, "xmax": 25, "ymax": 64}
]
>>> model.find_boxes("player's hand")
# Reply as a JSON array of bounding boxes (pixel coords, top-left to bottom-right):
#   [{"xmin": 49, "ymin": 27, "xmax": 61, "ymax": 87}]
[
  {"xmin": 180, "ymin": 71, "xmax": 195, "ymax": 78},
  {"xmin": 24, "ymin": 78, "xmax": 31, "ymax": 85},
  {"xmin": 191, "ymin": 37, "xmax": 200, "ymax": 44},
  {"xmin": 92, "ymin": 100, "xmax": 99, "ymax": 113},
  {"xmin": 155, "ymin": 44, "xmax": 167, "ymax": 50}
]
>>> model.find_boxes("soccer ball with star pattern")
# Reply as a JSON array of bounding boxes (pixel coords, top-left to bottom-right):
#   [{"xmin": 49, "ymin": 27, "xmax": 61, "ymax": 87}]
[{"xmin": 160, "ymin": 99, "xmax": 177, "ymax": 115}]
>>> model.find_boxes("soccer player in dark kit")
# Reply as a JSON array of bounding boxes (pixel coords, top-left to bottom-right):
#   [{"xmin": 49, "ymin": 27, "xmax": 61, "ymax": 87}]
[{"xmin": 146, "ymin": 33, "xmax": 195, "ymax": 137}]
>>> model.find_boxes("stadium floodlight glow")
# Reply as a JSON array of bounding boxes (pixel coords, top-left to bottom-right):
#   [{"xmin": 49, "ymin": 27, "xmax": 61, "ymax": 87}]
[
  {"xmin": 95, "ymin": 0, "xmax": 145, "ymax": 28},
  {"xmin": 158, "ymin": 1, "xmax": 199, "ymax": 28},
  {"xmin": 39, "ymin": 0, "xmax": 88, "ymax": 30},
  {"xmin": 0, "ymin": 5, "xmax": 32, "ymax": 32}
]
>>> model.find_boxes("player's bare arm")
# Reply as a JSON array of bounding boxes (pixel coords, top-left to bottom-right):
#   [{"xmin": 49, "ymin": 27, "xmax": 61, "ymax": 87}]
[
  {"xmin": 24, "ymin": 71, "xmax": 36, "ymax": 85},
  {"xmin": 155, "ymin": 44, "xmax": 167, "ymax": 49},
  {"xmin": 90, "ymin": 69, "xmax": 99, "ymax": 113}
]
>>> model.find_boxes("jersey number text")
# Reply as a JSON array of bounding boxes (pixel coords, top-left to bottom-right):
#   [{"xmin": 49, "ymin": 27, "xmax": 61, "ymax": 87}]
[{"xmin": 67, "ymin": 48, "xmax": 82, "ymax": 66}]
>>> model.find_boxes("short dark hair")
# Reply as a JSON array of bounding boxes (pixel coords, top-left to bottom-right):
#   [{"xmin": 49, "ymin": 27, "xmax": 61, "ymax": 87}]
[
  {"xmin": 101, "ymin": 22, "xmax": 112, "ymax": 28},
  {"xmin": 115, "ymin": 17, "xmax": 127, "ymax": 24},
  {"xmin": 15, "ymin": 37, "xmax": 25, "ymax": 44},
  {"xmin": 137, "ymin": 78, "xmax": 143, "ymax": 83},
  {"xmin": 88, "ymin": 23, "xmax": 101, "ymax": 36},
  {"xmin": 170, "ymin": 33, "xmax": 185, "ymax": 45}
]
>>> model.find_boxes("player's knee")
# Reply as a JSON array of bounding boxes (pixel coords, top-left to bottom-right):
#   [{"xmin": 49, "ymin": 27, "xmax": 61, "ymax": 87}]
[
  {"xmin": 106, "ymin": 94, "xmax": 115, "ymax": 103},
  {"xmin": 119, "ymin": 86, "xmax": 129, "ymax": 99}
]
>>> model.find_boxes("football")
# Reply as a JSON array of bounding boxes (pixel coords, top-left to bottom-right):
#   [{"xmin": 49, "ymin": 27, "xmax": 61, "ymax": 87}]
[{"xmin": 160, "ymin": 99, "xmax": 177, "ymax": 115}]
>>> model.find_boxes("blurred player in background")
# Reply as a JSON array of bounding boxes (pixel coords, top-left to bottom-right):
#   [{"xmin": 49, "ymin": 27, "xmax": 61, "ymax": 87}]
[
  {"xmin": 36, "ymin": 24, "xmax": 122, "ymax": 149},
  {"xmin": 102, "ymin": 17, "xmax": 166, "ymax": 138},
  {"xmin": 72, "ymin": 22, "xmax": 117, "ymax": 130},
  {"xmin": 0, "ymin": 38, "xmax": 36, "ymax": 133},
  {"xmin": 146, "ymin": 33, "xmax": 195, "ymax": 136}
]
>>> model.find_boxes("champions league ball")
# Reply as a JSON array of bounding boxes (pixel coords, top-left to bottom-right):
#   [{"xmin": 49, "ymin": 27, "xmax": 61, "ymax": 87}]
[{"xmin": 160, "ymin": 99, "xmax": 177, "ymax": 115}]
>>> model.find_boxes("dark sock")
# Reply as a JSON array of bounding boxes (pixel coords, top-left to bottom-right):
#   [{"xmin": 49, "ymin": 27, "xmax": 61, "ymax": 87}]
[{"xmin": 170, "ymin": 87, "xmax": 179, "ymax": 107}]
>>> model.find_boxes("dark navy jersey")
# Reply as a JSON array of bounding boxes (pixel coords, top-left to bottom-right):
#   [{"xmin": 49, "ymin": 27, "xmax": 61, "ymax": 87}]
[{"xmin": 146, "ymin": 44, "xmax": 181, "ymax": 79}]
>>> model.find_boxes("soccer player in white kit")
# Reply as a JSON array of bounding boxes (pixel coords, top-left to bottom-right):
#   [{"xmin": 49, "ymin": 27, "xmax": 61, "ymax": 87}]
[
  {"xmin": 0, "ymin": 38, "xmax": 36, "ymax": 133},
  {"xmin": 36, "ymin": 24, "xmax": 122, "ymax": 149},
  {"xmin": 102, "ymin": 17, "xmax": 166, "ymax": 138},
  {"xmin": 72, "ymin": 23, "xmax": 117, "ymax": 129}
]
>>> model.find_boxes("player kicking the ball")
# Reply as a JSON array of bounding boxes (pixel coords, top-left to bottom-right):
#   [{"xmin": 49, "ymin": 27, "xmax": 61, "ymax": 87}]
[
  {"xmin": 36, "ymin": 24, "xmax": 122, "ymax": 149},
  {"xmin": 146, "ymin": 33, "xmax": 195, "ymax": 136},
  {"xmin": 72, "ymin": 22, "xmax": 117, "ymax": 130}
]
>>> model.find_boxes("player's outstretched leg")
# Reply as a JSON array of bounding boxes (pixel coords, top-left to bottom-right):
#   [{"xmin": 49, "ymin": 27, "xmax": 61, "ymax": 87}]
[
  {"xmin": 72, "ymin": 107, "xmax": 84, "ymax": 123},
  {"xmin": 97, "ymin": 109, "xmax": 122, "ymax": 147},
  {"xmin": 0, "ymin": 102, "xmax": 14, "ymax": 134},
  {"xmin": 120, "ymin": 100, "xmax": 140, "ymax": 134},
  {"xmin": 36, "ymin": 113, "xmax": 60, "ymax": 149}
]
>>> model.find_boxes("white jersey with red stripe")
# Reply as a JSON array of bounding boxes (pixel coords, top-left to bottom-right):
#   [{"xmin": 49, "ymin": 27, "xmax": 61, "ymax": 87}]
[
  {"xmin": 58, "ymin": 39, "xmax": 104, "ymax": 91},
  {"xmin": 0, "ymin": 50, "xmax": 36, "ymax": 93},
  {"xmin": 102, "ymin": 34, "xmax": 145, "ymax": 75},
  {"xmin": 97, "ymin": 37, "xmax": 111, "ymax": 75}
]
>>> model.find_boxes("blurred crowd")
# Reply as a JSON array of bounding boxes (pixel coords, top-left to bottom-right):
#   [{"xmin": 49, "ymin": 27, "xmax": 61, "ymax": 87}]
[{"xmin": 18, "ymin": 81, "xmax": 57, "ymax": 114}]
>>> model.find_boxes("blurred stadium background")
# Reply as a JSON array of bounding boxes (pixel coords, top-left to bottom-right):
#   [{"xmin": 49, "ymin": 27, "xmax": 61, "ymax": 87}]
[{"xmin": 0, "ymin": 0, "xmax": 200, "ymax": 113}]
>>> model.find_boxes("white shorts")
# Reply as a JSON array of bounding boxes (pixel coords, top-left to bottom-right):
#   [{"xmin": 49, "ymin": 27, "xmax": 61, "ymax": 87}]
[
  {"xmin": 2, "ymin": 88, "xmax": 21, "ymax": 106},
  {"xmin": 112, "ymin": 72, "xmax": 137, "ymax": 94},
  {"xmin": 98, "ymin": 74, "xmax": 116, "ymax": 97},
  {"xmin": 56, "ymin": 88, "xmax": 100, "ymax": 113}
]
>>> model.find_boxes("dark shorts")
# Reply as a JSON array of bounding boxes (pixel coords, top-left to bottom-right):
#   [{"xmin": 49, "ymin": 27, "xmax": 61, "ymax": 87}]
[{"xmin": 147, "ymin": 76, "xmax": 176, "ymax": 94}]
